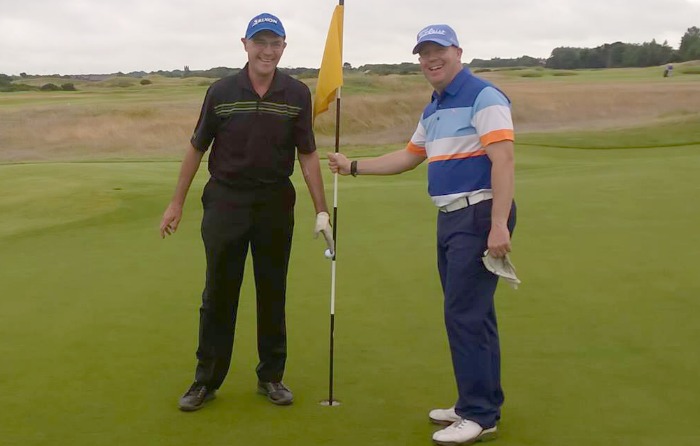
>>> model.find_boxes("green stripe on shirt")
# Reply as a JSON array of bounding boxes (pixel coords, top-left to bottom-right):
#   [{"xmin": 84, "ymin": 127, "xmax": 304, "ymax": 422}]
[{"xmin": 215, "ymin": 101, "xmax": 301, "ymax": 118}]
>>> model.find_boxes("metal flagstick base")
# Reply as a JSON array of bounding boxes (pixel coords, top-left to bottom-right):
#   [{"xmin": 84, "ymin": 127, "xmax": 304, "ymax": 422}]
[{"xmin": 319, "ymin": 400, "xmax": 342, "ymax": 406}]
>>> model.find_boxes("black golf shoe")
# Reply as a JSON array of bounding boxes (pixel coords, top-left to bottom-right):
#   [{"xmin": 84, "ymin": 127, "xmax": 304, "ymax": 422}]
[
  {"xmin": 178, "ymin": 382, "xmax": 216, "ymax": 412},
  {"xmin": 257, "ymin": 381, "xmax": 293, "ymax": 405}
]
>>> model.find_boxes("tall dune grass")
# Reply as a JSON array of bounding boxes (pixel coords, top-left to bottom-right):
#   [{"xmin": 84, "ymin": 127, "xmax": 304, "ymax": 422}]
[{"xmin": 1, "ymin": 69, "xmax": 699, "ymax": 162}]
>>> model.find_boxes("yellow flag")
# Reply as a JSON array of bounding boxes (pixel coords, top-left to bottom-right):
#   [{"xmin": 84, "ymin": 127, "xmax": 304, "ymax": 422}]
[{"xmin": 313, "ymin": 5, "xmax": 344, "ymax": 124}]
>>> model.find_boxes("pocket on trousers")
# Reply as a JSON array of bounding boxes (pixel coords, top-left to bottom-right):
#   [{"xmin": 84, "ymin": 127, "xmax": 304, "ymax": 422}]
[{"xmin": 473, "ymin": 200, "xmax": 493, "ymax": 235}]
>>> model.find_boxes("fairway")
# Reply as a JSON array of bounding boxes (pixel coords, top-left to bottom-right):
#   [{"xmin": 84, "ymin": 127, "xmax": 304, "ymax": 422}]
[{"xmin": 1, "ymin": 66, "xmax": 700, "ymax": 445}]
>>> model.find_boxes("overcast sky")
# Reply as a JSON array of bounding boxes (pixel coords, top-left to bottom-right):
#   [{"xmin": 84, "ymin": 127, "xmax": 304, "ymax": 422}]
[{"xmin": 2, "ymin": 0, "xmax": 699, "ymax": 75}]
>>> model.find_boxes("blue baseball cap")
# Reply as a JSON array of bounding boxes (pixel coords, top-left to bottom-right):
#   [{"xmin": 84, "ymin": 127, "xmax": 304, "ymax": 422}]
[
  {"xmin": 412, "ymin": 24, "xmax": 460, "ymax": 54},
  {"xmin": 245, "ymin": 13, "xmax": 286, "ymax": 39}
]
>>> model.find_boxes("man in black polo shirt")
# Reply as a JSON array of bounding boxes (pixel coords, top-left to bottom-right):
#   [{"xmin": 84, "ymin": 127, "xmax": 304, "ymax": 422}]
[{"xmin": 159, "ymin": 12, "xmax": 333, "ymax": 411}]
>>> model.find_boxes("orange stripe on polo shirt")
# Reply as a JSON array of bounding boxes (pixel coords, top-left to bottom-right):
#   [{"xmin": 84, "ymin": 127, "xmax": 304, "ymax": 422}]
[
  {"xmin": 480, "ymin": 129, "xmax": 514, "ymax": 147},
  {"xmin": 428, "ymin": 149, "xmax": 487, "ymax": 163},
  {"xmin": 406, "ymin": 141, "xmax": 427, "ymax": 156}
]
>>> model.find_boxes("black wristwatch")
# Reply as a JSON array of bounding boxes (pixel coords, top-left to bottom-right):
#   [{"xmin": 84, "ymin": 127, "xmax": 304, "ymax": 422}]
[{"xmin": 350, "ymin": 160, "xmax": 358, "ymax": 177}]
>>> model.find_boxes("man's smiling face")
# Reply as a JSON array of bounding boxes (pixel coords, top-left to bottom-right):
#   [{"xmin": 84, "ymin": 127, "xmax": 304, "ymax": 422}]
[
  {"xmin": 417, "ymin": 42, "xmax": 463, "ymax": 93},
  {"xmin": 242, "ymin": 30, "xmax": 287, "ymax": 78}
]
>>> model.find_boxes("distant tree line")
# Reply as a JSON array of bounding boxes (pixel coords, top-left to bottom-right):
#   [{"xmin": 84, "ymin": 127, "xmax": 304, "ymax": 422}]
[
  {"xmin": 546, "ymin": 40, "xmax": 676, "ymax": 69},
  {"xmin": 0, "ymin": 74, "xmax": 76, "ymax": 92},
  {"xmin": 175, "ymin": 63, "xmax": 422, "ymax": 79},
  {"xmin": 153, "ymin": 66, "xmax": 242, "ymax": 79},
  {"xmin": 469, "ymin": 56, "xmax": 543, "ymax": 68},
  {"xmin": 545, "ymin": 26, "xmax": 700, "ymax": 69},
  {"xmin": 354, "ymin": 62, "xmax": 420, "ymax": 75}
]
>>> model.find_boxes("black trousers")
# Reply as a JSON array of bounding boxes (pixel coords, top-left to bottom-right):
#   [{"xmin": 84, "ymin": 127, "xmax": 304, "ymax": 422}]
[{"xmin": 194, "ymin": 177, "xmax": 296, "ymax": 389}]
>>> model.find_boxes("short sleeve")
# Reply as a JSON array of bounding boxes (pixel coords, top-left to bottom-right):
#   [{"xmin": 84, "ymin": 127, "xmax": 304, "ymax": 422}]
[
  {"xmin": 471, "ymin": 87, "xmax": 514, "ymax": 147},
  {"xmin": 190, "ymin": 86, "xmax": 218, "ymax": 152},
  {"xmin": 294, "ymin": 84, "xmax": 317, "ymax": 154},
  {"xmin": 406, "ymin": 120, "xmax": 427, "ymax": 157}
]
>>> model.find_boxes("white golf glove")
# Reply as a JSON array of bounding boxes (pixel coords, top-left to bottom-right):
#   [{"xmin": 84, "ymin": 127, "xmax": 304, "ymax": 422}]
[
  {"xmin": 314, "ymin": 211, "xmax": 334, "ymax": 254},
  {"xmin": 482, "ymin": 250, "xmax": 521, "ymax": 289}
]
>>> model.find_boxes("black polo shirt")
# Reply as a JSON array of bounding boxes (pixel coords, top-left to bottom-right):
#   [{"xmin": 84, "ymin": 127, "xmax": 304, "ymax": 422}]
[{"xmin": 191, "ymin": 64, "xmax": 316, "ymax": 187}]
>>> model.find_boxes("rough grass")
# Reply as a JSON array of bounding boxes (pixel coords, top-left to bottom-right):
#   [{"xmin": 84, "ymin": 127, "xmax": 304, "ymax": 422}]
[
  {"xmin": 679, "ymin": 67, "xmax": 700, "ymax": 75},
  {"xmin": 491, "ymin": 61, "xmax": 700, "ymax": 82},
  {"xmin": 0, "ymin": 68, "xmax": 691, "ymax": 164},
  {"xmin": 3, "ymin": 68, "xmax": 700, "ymax": 163}
]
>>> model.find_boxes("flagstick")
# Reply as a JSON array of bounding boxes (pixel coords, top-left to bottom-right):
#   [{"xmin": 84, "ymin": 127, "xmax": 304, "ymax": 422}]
[
  {"xmin": 317, "ymin": 0, "xmax": 344, "ymax": 408},
  {"xmin": 327, "ymin": 87, "xmax": 341, "ymax": 407}
]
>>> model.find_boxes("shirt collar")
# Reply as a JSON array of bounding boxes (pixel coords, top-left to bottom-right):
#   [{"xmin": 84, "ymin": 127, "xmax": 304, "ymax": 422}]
[
  {"xmin": 238, "ymin": 63, "xmax": 286, "ymax": 95},
  {"xmin": 431, "ymin": 67, "xmax": 471, "ymax": 102}
]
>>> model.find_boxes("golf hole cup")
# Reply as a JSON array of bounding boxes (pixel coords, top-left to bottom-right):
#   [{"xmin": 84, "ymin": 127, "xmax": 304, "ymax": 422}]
[{"xmin": 324, "ymin": 249, "xmax": 333, "ymax": 259}]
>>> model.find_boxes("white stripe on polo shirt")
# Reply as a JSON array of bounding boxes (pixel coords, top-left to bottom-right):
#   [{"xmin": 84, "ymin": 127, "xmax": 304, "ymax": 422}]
[
  {"xmin": 425, "ymin": 135, "xmax": 483, "ymax": 162},
  {"xmin": 473, "ymin": 104, "xmax": 513, "ymax": 137}
]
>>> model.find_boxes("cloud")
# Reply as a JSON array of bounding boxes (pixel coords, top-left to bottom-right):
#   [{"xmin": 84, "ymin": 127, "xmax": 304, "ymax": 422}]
[{"xmin": 1, "ymin": 0, "xmax": 698, "ymax": 74}]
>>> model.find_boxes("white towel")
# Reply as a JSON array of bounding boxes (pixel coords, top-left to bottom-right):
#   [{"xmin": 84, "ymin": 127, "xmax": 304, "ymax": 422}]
[{"xmin": 482, "ymin": 250, "xmax": 521, "ymax": 289}]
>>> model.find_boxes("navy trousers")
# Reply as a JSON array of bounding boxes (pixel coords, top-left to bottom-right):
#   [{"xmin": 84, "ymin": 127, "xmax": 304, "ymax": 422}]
[
  {"xmin": 437, "ymin": 199, "xmax": 516, "ymax": 428},
  {"xmin": 194, "ymin": 178, "xmax": 296, "ymax": 389}
]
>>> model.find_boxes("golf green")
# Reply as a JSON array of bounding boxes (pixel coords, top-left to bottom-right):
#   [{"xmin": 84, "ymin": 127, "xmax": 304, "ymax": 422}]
[{"xmin": 1, "ymin": 139, "xmax": 698, "ymax": 445}]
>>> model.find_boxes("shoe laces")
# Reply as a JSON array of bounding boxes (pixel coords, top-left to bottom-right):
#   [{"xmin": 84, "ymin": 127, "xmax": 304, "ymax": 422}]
[
  {"xmin": 269, "ymin": 382, "xmax": 289, "ymax": 392},
  {"xmin": 451, "ymin": 418, "xmax": 472, "ymax": 430},
  {"xmin": 187, "ymin": 383, "xmax": 207, "ymax": 397}
]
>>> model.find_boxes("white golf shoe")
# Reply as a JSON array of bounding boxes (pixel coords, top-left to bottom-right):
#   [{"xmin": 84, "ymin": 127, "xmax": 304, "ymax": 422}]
[
  {"xmin": 429, "ymin": 406, "xmax": 461, "ymax": 425},
  {"xmin": 432, "ymin": 418, "xmax": 497, "ymax": 445}
]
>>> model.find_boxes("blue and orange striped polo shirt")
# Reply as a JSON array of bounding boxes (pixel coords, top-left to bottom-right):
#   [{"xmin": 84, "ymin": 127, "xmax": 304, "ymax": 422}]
[{"xmin": 406, "ymin": 68, "xmax": 514, "ymax": 207}]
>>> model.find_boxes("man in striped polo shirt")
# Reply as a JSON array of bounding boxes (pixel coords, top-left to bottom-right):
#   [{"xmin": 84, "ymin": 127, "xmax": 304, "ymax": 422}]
[
  {"xmin": 328, "ymin": 24, "xmax": 516, "ymax": 445},
  {"xmin": 160, "ymin": 13, "xmax": 333, "ymax": 411}
]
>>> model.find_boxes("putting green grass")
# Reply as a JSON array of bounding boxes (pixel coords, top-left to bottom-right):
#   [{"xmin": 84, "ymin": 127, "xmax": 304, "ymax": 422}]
[{"xmin": 1, "ymin": 138, "xmax": 699, "ymax": 445}]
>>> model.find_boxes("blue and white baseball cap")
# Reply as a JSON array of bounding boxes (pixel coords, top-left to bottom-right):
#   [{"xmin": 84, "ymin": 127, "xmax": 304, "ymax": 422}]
[
  {"xmin": 245, "ymin": 13, "xmax": 286, "ymax": 39},
  {"xmin": 412, "ymin": 24, "xmax": 460, "ymax": 54}
]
